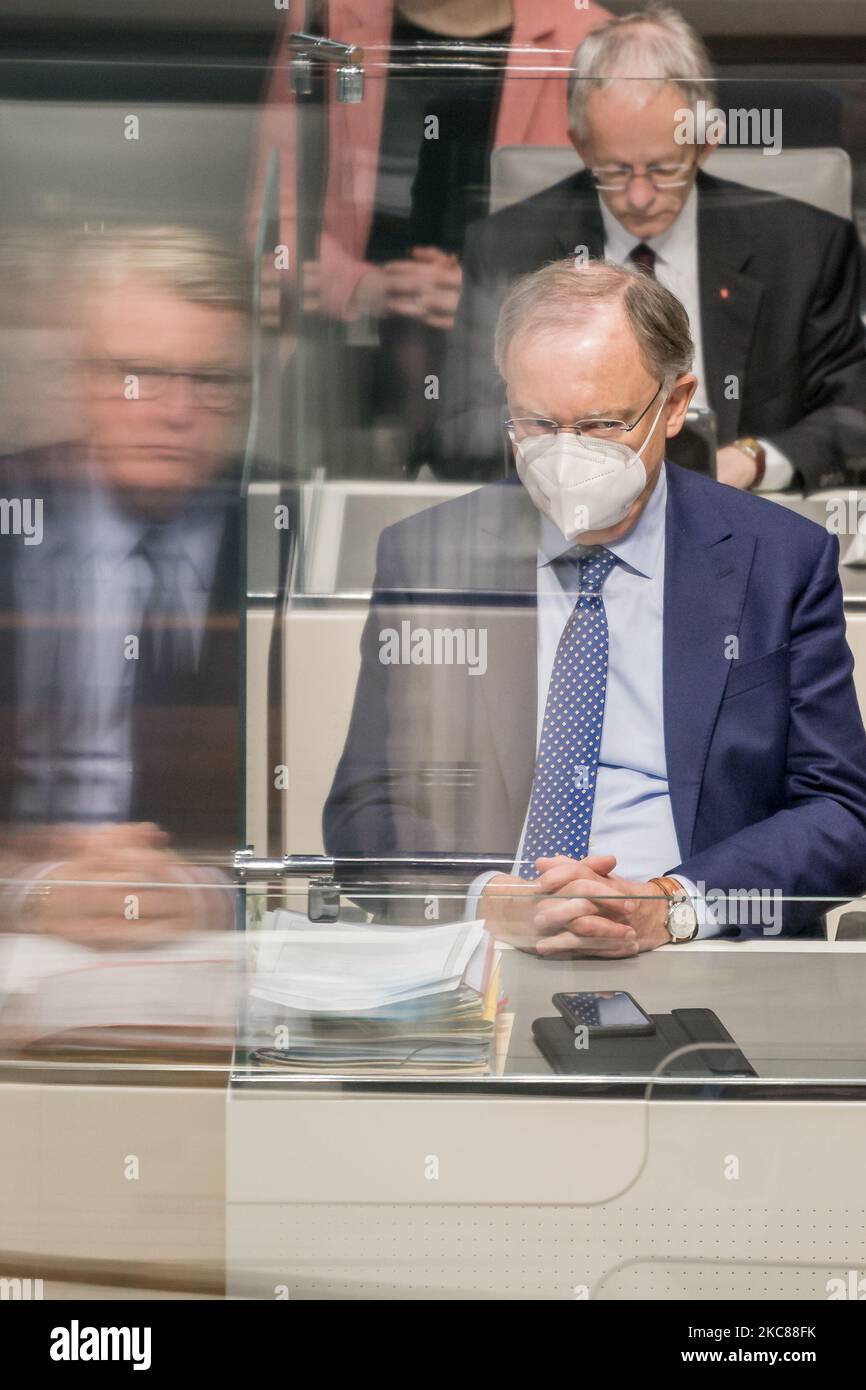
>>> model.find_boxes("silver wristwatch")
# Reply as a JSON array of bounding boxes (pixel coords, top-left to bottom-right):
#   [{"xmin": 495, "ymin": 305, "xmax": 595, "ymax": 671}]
[{"xmin": 650, "ymin": 876, "xmax": 700, "ymax": 943}]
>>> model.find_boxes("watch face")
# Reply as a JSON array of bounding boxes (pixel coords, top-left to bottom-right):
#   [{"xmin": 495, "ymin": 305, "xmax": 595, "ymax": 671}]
[{"xmin": 670, "ymin": 899, "xmax": 698, "ymax": 938}]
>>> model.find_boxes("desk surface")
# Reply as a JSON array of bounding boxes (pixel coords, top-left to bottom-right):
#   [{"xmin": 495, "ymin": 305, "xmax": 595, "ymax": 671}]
[
  {"xmin": 500, "ymin": 940, "xmax": 866, "ymax": 1085},
  {"xmin": 1, "ymin": 925, "xmax": 864, "ymax": 1092}
]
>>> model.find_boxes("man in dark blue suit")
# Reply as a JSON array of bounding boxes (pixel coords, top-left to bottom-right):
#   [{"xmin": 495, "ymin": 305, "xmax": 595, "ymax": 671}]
[{"xmin": 325, "ymin": 259, "xmax": 866, "ymax": 951}]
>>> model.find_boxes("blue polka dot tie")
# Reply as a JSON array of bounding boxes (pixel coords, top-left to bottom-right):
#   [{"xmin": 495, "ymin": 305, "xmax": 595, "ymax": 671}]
[{"xmin": 519, "ymin": 546, "xmax": 617, "ymax": 880}]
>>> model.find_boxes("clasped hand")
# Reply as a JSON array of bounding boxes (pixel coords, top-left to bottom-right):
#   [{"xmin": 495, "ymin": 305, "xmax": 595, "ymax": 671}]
[{"xmin": 479, "ymin": 853, "xmax": 672, "ymax": 958}]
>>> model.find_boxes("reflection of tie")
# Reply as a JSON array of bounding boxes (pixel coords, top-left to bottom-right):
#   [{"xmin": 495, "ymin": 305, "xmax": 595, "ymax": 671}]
[
  {"xmin": 134, "ymin": 525, "xmax": 197, "ymax": 705},
  {"xmin": 519, "ymin": 548, "xmax": 616, "ymax": 880},
  {"xmin": 568, "ymin": 994, "xmax": 602, "ymax": 1028},
  {"xmin": 629, "ymin": 242, "xmax": 656, "ymax": 276},
  {"xmin": 129, "ymin": 524, "xmax": 198, "ymax": 826}
]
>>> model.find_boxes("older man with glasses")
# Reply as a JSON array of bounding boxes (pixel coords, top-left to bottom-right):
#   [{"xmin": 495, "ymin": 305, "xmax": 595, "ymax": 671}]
[
  {"xmin": 434, "ymin": 3, "xmax": 866, "ymax": 494},
  {"xmin": 326, "ymin": 258, "xmax": 866, "ymax": 947}
]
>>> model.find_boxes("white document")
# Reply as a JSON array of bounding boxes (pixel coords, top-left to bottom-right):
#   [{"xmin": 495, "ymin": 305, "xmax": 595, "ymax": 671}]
[{"xmin": 251, "ymin": 910, "xmax": 488, "ymax": 1014}]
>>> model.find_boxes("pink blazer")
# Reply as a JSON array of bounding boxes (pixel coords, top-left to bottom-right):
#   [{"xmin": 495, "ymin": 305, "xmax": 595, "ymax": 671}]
[{"xmin": 250, "ymin": 0, "xmax": 610, "ymax": 316}]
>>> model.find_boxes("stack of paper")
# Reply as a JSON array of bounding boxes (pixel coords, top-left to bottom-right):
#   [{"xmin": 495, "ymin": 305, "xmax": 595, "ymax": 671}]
[{"xmin": 249, "ymin": 911, "xmax": 503, "ymax": 1075}]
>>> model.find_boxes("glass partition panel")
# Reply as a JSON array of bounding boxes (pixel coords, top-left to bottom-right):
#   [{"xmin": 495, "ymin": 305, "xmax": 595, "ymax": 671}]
[
  {"xmin": 230, "ymin": 885, "xmax": 866, "ymax": 1094},
  {"xmin": 0, "ymin": 93, "xmax": 258, "ymax": 928},
  {"xmin": 0, "ymin": 10, "xmax": 865, "ymax": 1307},
  {"xmin": 279, "ymin": 53, "xmax": 866, "ymax": 884},
  {"xmin": 256, "ymin": 46, "xmax": 866, "ymax": 1123},
  {"xmin": 3, "ymin": 881, "xmax": 864, "ymax": 1093}
]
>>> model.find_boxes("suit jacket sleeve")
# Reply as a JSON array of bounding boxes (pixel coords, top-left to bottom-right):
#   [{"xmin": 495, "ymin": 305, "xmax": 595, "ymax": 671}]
[
  {"xmin": 761, "ymin": 217, "xmax": 866, "ymax": 491},
  {"xmin": 324, "ymin": 523, "xmax": 496, "ymax": 922},
  {"xmin": 670, "ymin": 527, "xmax": 866, "ymax": 935},
  {"xmin": 323, "ymin": 523, "xmax": 439, "ymax": 859}
]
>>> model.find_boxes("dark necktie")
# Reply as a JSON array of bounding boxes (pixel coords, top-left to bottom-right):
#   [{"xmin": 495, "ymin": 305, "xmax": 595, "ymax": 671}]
[
  {"xmin": 519, "ymin": 547, "xmax": 617, "ymax": 879},
  {"xmin": 134, "ymin": 524, "xmax": 197, "ymax": 704},
  {"xmin": 129, "ymin": 523, "xmax": 199, "ymax": 826},
  {"xmin": 628, "ymin": 242, "xmax": 656, "ymax": 276}
]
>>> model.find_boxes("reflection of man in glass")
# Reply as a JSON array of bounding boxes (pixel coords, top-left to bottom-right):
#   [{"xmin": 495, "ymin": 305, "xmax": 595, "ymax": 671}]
[{"xmin": 0, "ymin": 228, "xmax": 252, "ymax": 943}]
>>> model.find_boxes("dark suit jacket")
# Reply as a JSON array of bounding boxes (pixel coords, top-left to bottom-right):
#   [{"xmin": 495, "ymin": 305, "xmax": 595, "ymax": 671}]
[
  {"xmin": 324, "ymin": 464, "xmax": 866, "ymax": 936},
  {"xmin": 0, "ymin": 444, "xmax": 242, "ymax": 853},
  {"xmin": 433, "ymin": 169, "xmax": 866, "ymax": 491}
]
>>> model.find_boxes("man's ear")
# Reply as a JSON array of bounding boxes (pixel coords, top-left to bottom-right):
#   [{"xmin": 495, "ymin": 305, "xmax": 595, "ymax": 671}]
[{"xmin": 664, "ymin": 374, "xmax": 698, "ymax": 437}]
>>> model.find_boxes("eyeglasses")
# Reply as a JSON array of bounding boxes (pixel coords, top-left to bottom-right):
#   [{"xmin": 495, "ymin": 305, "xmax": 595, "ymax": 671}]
[
  {"xmin": 589, "ymin": 157, "xmax": 695, "ymax": 192},
  {"xmin": 83, "ymin": 359, "xmax": 251, "ymax": 412},
  {"xmin": 505, "ymin": 383, "xmax": 663, "ymax": 442}
]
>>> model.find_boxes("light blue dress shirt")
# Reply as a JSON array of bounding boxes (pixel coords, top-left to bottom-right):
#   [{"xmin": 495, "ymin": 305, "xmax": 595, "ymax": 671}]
[{"xmin": 468, "ymin": 464, "xmax": 718, "ymax": 937}]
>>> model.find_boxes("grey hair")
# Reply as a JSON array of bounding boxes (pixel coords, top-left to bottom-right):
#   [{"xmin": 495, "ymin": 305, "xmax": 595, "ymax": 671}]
[
  {"xmin": 568, "ymin": 4, "xmax": 715, "ymax": 142},
  {"xmin": 72, "ymin": 225, "xmax": 253, "ymax": 317},
  {"xmin": 494, "ymin": 258, "xmax": 694, "ymax": 386}
]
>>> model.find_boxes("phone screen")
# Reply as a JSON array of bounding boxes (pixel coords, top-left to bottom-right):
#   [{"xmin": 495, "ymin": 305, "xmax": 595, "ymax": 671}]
[{"xmin": 554, "ymin": 991, "xmax": 653, "ymax": 1032}]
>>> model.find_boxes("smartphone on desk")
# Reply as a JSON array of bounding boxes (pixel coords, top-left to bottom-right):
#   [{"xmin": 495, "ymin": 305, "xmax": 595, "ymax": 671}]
[{"xmin": 552, "ymin": 990, "xmax": 655, "ymax": 1037}]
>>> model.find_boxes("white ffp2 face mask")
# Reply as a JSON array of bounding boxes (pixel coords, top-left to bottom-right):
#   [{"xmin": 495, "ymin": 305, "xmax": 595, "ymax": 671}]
[{"xmin": 515, "ymin": 393, "xmax": 668, "ymax": 540}]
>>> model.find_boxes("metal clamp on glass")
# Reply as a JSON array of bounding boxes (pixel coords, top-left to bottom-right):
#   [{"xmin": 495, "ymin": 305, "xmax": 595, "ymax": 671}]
[
  {"xmin": 286, "ymin": 32, "xmax": 365, "ymax": 103},
  {"xmin": 232, "ymin": 849, "xmax": 516, "ymax": 922}
]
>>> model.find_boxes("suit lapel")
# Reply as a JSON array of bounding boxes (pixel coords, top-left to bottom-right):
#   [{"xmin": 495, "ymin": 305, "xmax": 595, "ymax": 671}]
[
  {"xmin": 662, "ymin": 464, "xmax": 756, "ymax": 859},
  {"xmin": 696, "ymin": 171, "xmax": 764, "ymax": 442}
]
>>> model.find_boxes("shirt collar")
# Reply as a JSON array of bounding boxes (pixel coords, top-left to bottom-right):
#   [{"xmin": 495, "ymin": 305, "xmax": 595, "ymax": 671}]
[
  {"xmin": 538, "ymin": 462, "xmax": 667, "ymax": 580},
  {"xmin": 71, "ymin": 458, "xmax": 226, "ymax": 587},
  {"xmin": 599, "ymin": 184, "xmax": 698, "ymax": 270}
]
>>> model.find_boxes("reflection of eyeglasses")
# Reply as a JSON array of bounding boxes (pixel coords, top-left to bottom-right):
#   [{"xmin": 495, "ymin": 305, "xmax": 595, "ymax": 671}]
[
  {"xmin": 505, "ymin": 383, "xmax": 663, "ymax": 442},
  {"xmin": 589, "ymin": 157, "xmax": 695, "ymax": 191},
  {"xmin": 83, "ymin": 359, "xmax": 251, "ymax": 411}
]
